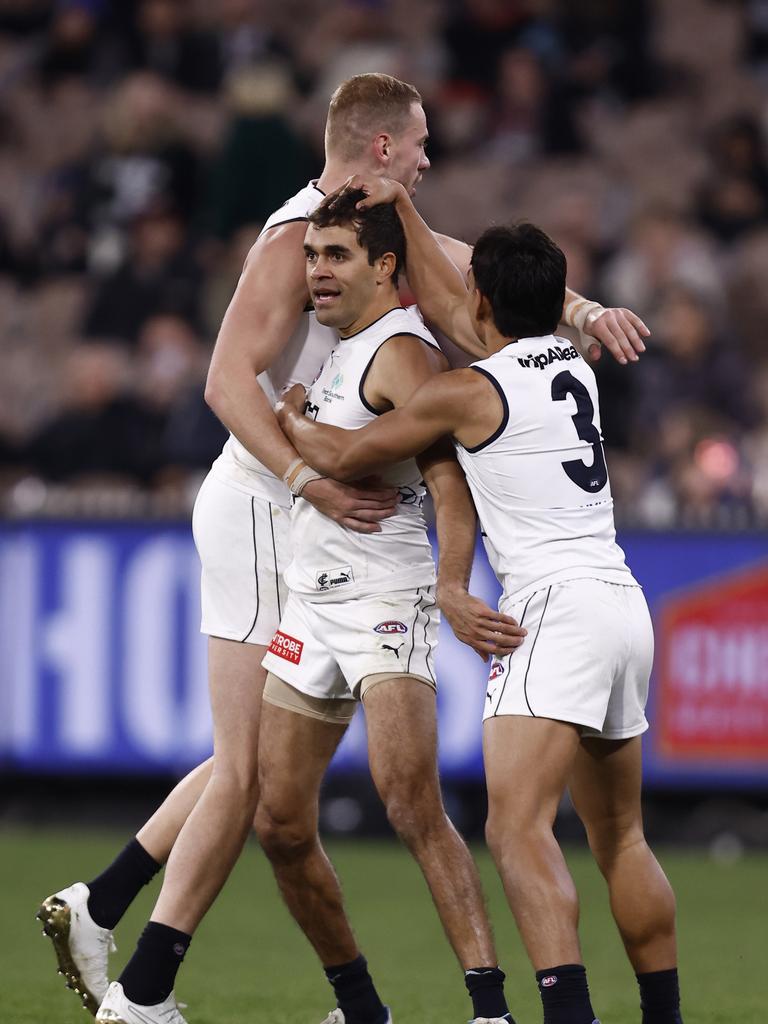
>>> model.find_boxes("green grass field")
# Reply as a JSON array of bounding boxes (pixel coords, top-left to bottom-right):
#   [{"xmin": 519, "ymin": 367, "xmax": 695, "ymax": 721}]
[{"xmin": 2, "ymin": 827, "xmax": 765, "ymax": 1023}]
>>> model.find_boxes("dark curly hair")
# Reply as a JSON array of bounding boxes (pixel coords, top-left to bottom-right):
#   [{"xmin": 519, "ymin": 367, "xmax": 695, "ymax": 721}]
[{"xmin": 309, "ymin": 188, "xmax": 406, "ymax": 279}]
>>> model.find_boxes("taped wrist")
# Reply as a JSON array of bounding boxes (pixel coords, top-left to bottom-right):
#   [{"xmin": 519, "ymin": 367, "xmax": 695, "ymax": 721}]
[
  {"xmin": 563, "ymin": 297, "xmax": 605, "ymax": 332},
  {"xmin": 282, "ymin": 457, "xmax": 324, "ymax": 497}
]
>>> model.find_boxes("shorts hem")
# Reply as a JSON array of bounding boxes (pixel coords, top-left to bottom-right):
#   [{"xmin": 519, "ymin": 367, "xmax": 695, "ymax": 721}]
[
  {"xmin": 201, "ymin": 624, "xmax": 273, "ymax": 646},
  {"xmin": 585, "ymin": 721, "xmax": 649, "ymax": 740},
  {"xmin": 357, "ymin": 671, "xmax": 436, "ymax": 700},
  {"xmin": 484, "ymin": 707, "xmax": 603, "ymax": 730}
]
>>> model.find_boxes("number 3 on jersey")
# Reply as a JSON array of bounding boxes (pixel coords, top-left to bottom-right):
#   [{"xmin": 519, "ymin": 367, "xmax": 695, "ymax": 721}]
[{"xmin": 551, "ymin": 370, "xmax": 608, "ymax": 493}]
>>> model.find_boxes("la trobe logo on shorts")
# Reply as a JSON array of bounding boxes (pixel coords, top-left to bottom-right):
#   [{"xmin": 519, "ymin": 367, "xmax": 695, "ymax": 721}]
[{"xmin": 268, "ymin": 630, "xmax": 304, "ymax": 664}]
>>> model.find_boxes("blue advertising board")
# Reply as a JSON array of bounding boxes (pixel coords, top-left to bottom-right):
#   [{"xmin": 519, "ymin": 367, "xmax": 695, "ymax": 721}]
[{"xmin": 1, "ymin": 522, "xmax": 766, "ymax": 787}]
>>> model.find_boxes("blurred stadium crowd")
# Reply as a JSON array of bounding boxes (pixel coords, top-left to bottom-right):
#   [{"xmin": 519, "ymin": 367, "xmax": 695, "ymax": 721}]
[{"xmin": 0, "ymin": 0, "xmax": 767, "ymax": 526}]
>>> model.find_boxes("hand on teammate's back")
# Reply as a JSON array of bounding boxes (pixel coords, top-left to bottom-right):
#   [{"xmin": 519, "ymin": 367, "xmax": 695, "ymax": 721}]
[
  {"xmin": 437, "ymin": 584, "xmax": 527, "ymax": 662},
  {"xmin": 301, "ymin": 477, "xmax": 400, "ymax": 534}
]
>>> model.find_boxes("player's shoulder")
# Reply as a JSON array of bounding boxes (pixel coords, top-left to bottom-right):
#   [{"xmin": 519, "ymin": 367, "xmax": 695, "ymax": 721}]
[
  {"xmin": 260, "ymin": 181, "xmax": 325, "ymax": 234},
  {"xmin": 379, "ymin": 331, "xmax": 448, "ymax": 374}
]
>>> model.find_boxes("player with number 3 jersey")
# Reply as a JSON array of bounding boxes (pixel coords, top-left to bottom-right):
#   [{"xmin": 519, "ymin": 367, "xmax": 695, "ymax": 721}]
[{"xmin": 277, "ymin": 179, "xmax": 684, "ymax": 1024}]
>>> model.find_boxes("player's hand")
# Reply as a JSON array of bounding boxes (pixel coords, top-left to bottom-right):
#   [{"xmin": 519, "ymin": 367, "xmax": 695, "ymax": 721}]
[
  {"xmin": 275, "ymin": 383, "xmax": 307, "ymax": 423},
  {"xmin": 334, "ymin": 174, "xmax": 407, "ymax": 211},
  {"xmin": 437, "ymin": 584, "xmax": 527, "ymax": 662},
  {"xmin": 576, "ymin": 307, "xmax": 649, "ymax": 365},
  {"xmin": 301, "ymin": 476, "xmax": 399, "ymax": 534}
]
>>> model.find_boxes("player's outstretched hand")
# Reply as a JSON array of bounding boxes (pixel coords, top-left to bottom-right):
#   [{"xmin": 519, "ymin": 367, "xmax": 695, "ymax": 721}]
[
  {"xmin": 577, "ymin": 307, "xmax": 650, "ymax": 365},
  {"xmin": 302, "ymin": 477, "xmax": 400, "ymax": 534},
  {"xmin": 437, "ymin": 584, "xmax": 527, "ymax": 662}
]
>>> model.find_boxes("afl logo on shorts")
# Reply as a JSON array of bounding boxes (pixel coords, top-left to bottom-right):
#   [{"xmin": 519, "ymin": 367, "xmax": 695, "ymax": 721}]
[
  {"xmin": 373, "ymin": 621, "xmax": 408, "ymax": 635},
  {"xmin": 489, "ymin": 660, "xmax": 505, "ymax": 680},
  {"xmin": 540, "ymin": 975, "xmax": 558, "ymax": 988}
]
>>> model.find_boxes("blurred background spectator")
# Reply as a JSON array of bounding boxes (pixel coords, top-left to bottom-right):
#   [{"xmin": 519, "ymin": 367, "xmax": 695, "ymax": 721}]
[{"xmin": 0, "ymin": 0, "xmax": 767, "ymax": 526}]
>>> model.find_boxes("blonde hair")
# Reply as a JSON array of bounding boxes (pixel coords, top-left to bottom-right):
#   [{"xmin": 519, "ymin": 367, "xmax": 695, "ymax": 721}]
[{"xmin": 325, "ymin": 73, "xmax": 422, "ymax": 160}]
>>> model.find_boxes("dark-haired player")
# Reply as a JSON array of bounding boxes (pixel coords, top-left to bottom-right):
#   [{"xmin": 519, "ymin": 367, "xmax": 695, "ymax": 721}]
[
  {"xmin": 255, "ymin": 186, "xmax": 526, "ymax": 1024},
  {"xmin": 277, "ymin": 179, "xmax": 684, "ymax": 1024}
]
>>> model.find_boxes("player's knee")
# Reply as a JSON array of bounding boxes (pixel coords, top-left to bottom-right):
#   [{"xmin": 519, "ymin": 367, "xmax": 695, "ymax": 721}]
[
  {"xmin": 383, "ymin": 786, "xmax": 442, "ymax": 845},
  {"xmin": 584, "ymin": 812, "xmax": 644, "ymax": 866},
  {"xmin": 210, "ymin": 759, "xmax": 260, "ymax": 811},
  {"xmin": 485, "ymin": 804, "xmax": 545, "ymax": 856},
  {"xmin": 254, "ymin": 804, "xmax": 315, "ymax": 864}
]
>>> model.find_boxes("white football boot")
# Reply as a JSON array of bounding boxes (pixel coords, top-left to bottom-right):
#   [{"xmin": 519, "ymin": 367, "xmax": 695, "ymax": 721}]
[
  {"xmin": 470, "ymin": 1018, "xmax": 515, "ymax": 1023},
  {"xmin": 96, "ymin": 981, "xmax": 189, "ymax": 1024},
  {"xmin": 319, "ymin": 1009, "xmax": 392, "ymax": 1024},
  {"xmin": 37, "ymin": 881, "xmax": 116, "ymax": 1015}
]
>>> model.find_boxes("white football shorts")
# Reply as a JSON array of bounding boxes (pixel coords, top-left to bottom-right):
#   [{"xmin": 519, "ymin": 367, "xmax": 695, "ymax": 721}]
[
  {"xmin": 484, "ymin": 578, "xmax": 653, "ymax": 739},
  {"xmin": 261, "ymin": 586, "xmax": 439, "ymax": 701},
  {"xmin": 191, "ymin": 470, "xmax": 291, "ymax": 646}
]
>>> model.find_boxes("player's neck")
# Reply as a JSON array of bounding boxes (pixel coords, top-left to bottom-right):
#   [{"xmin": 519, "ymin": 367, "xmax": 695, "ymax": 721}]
[
  {"xmin": 316, "ymin": 159, "xmax": 382, "ymax": 195},
  {"xmin": 483, "ymin": 326, "xmax": 518, "ymax": 355},
  {"xmin": 338, "ymin": 291, "xmax": 400, "ymax": 339}
]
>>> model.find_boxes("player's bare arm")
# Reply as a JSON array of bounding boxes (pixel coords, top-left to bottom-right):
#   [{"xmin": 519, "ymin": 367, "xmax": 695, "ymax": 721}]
[
  {"xmin": 205, "ymin": 221, "xmax": 398, "ymax": 534},
  {"xmin": 348, "ymin": 175, "xmax": 650, "ymax": 366},
  {"xmin": 418, "ymin": 441, "xmax": 527, "ymax": 661},
  {"xmin": 277, "ymin": 366, "xmax": 501, "ymax": 481}
]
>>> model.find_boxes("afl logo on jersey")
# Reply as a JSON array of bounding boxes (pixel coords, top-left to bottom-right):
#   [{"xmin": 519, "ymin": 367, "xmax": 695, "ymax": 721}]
[
  {"xmin": 373, "ymin": 620, "xmax": 408, "ymax": 635},
  {"xmin": 489, "ymin": 660, "xmax": 505, "ymax": 680}
]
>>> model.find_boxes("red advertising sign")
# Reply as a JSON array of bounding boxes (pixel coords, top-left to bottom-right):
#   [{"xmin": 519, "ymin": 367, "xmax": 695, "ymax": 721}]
[{"xmin": 657, "ymin": 563, "xmax": 768, "ymax": 760}]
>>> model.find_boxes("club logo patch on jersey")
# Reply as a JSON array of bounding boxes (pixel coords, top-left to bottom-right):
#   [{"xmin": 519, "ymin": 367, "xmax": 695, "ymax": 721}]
[
  {"xmin": 268, "ymin": 631, "xmax": 304, "ymax": 664},
  {"xmin": 518, "ymin": 345, "xmax": 578, "ymax": 370},
  {"xmin": 540, "ymin": 975, "xmax": 558, "ymax": 988},
  {"xmin": 316, "ymin": 566, "xmax": 354, "ymax": 591},
  {"xmin": 373, "ymin": 620, "xmax": 408, "ymax": 635},
  {"xmin": 489, "ymin": 659, "xmax": 505, "ymax": 680}
]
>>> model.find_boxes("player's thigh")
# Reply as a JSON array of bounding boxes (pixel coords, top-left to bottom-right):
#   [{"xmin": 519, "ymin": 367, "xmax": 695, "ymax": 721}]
[
  {"xmin": 257, "ymin": 686, "xmax": 348, "ymax": 824},
  {"xmin": 592, "ymin": 586, "xmax": 654, "ymax": 741},
  {"xmin": 261, "ymin": 592, "xmax": 351, "ymax": 701},
  {"xmin": 484, "ymin": 715, "xmax": 581, "ymax": 825},
  {"xmin": 362, "ymin": 674, "xmax": 440, "ymax": 795},
  {"xmin": 569, "ymin": 734, "xmax": 644, "ymax": 839},
  {"xmin": 193, "ymin": 471, "xmax": 290, "ymax": 645},
  {"xmin": 206, "ymin": 637, "xmax": 268, "ymax": 777}
]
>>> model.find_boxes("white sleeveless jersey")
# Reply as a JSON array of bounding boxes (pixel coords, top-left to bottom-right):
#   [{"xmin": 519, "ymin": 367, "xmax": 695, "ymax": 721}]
[
  {"xmin": 211, "ymin": 181, "xmax": 337, "ymax": 505},
  {"xmin": 455, "ymin": 334, "xmax": 637, "ymax": 605},
  {"xmin": 286, "ymin": 306, "xmax": 440, "ymax": 602}
]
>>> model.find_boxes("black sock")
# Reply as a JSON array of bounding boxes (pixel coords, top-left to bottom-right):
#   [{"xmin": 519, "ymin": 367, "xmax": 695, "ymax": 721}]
[
  {"xmin": 536, "ymin": 964, "xmax": 597, "ymax": 1024},
  {"xmin": 86, "ymin": 838, "xmax": 161, "ymax": 930},
  {"xmin": 637, "ymin": 968, "xmax": 683, "ymax": 1024},
  {"xmin": 464, "ymin": 966, "xmax": 514, "ymax": 1021},
  {"xmin": 118, "ymin": 922, "xmax": 191, "ymax": 1005},
  {"xmin": 324, "ymin": 955, "xmax": 387, "ymax": 1024}
]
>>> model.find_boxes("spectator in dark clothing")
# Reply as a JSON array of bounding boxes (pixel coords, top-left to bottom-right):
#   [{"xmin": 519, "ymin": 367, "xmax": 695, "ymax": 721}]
[
  {"xmin": 443, "ymin": 0, "xmax": 541, "ymax": 91},
  {"xmin": 633, "ymin": 285, "xmax": 757, "ymax": 438},
  {"xmin": 83, "ymin": 208, "xmax": 202, "ymax": 342},
  {"xmin": 24, "ymin": 344, "xmax": 164, "ymax": 483},
  {"xmin": 75, "ymin": 72, "xmax": 203, "ymax": 241},
  {"xmin": 37, "ymin": 2, "xmax": 118, "ymax": 90},
  {"xmin": 206, "ymin": 64, "xmax": 315, "ymax": 239},
  {"xmin": 122, "ymin": 0, "xmax": 223, "ymax": 94},
  {"xmin": 698, "ymin": 115, "xmax": 768, "ymax": 243}
]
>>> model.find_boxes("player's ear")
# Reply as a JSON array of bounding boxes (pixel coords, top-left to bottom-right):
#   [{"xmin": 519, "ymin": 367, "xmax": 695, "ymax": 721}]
[
  {"xmin": 372, "ymin": 132, "xmax": 391, "ymax": 166},
  {"xmin": 473, "ymin": 286, "xmax": 492, "ymax": 323},
  {"xmin": 375, "ymin": 251, "xmax": 397, "ymax": 284}
]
